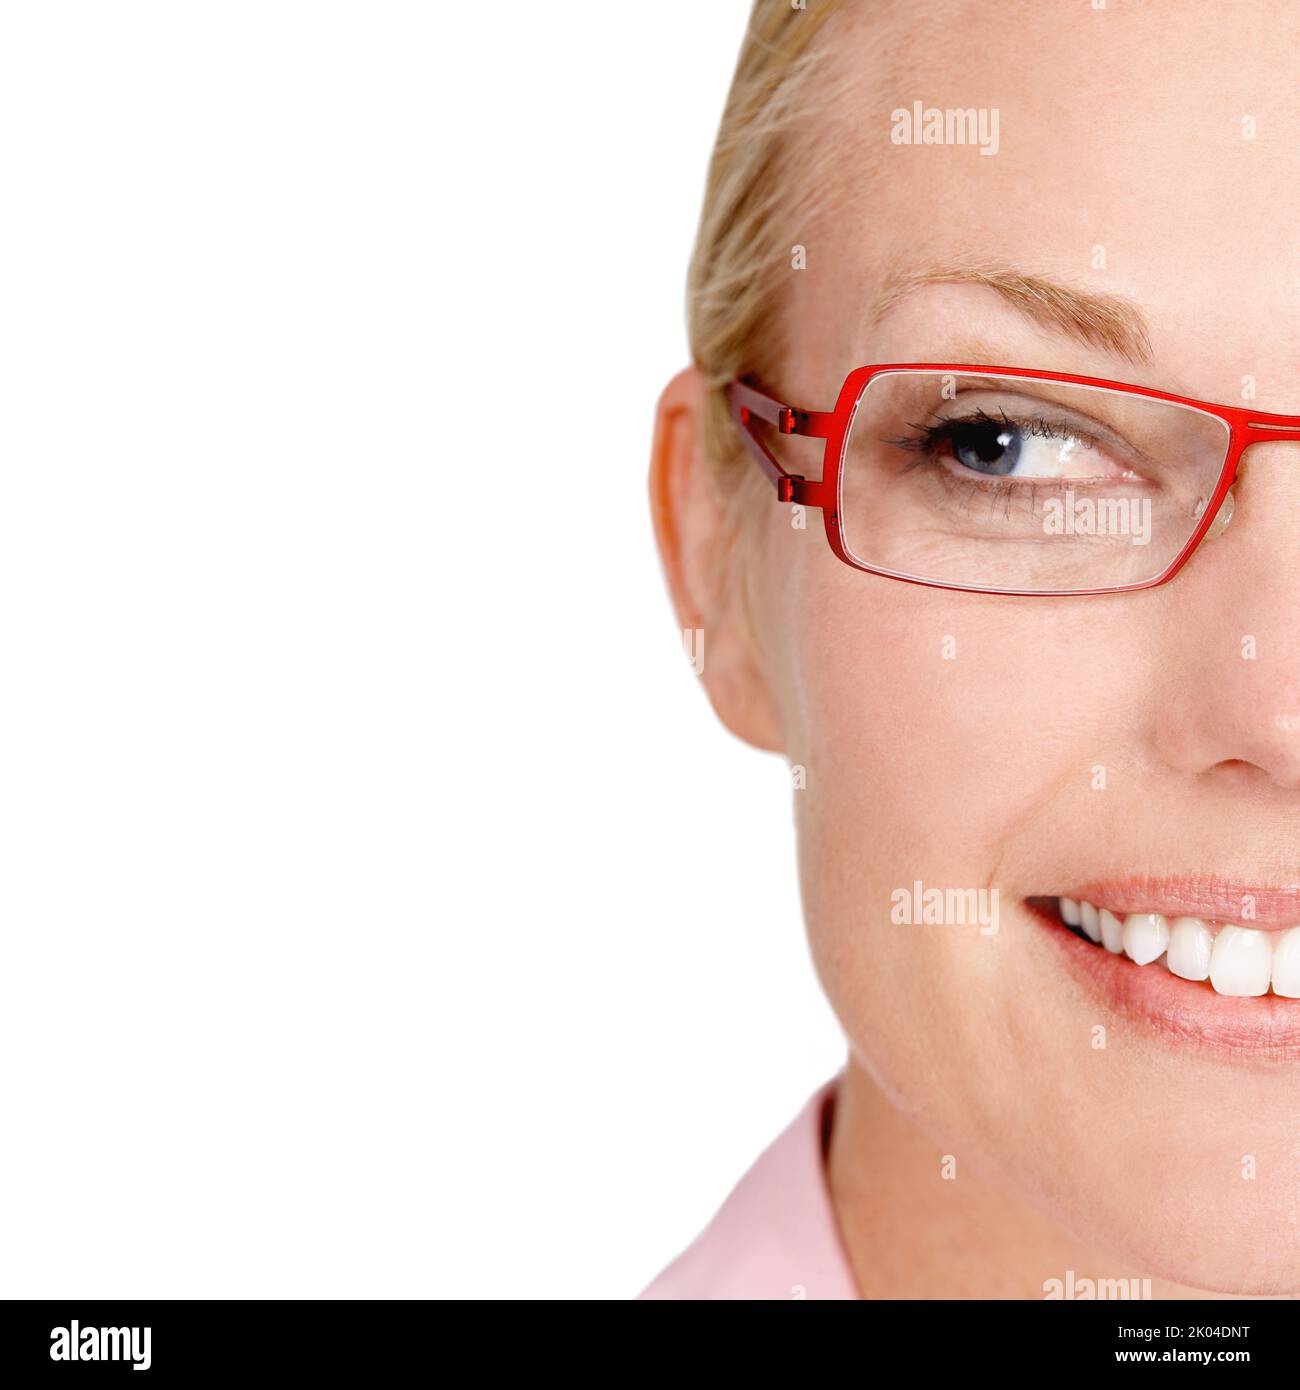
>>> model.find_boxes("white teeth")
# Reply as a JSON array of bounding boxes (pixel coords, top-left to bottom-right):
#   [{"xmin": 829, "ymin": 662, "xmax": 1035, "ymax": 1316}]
[
  {"xmin": 1099, "ymin": 908, "xmax": 1125, "ymax": 954},
  {"xmin": 1122, "ymin": 912, "xmax": 1169, "ymax": 966},
  {"xmin": 1057, "ymin": 899, "xmax": 1288, "ymax": 999},
  {"xmin": 1270, "ymin": 926, "xmax": 1300, "ymax": 997},
  {"xmin": 1166, "ymin": 917, "xmax": 1213, "ymax": 981},
  {"xmin": 1209, "ymin": 925, "xmax": 1273, "ymax": 997}
]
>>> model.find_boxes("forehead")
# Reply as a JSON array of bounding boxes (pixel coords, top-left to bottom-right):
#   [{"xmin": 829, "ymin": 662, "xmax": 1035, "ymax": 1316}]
[{"xmin": 792, "ymin": 0, "xmax": 1300, "ymax": 388}]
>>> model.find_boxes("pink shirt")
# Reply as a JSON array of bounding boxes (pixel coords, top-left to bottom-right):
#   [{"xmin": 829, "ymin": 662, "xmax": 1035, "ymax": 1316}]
[{"xmin": 639, "ymin": 1074, "xmax": 860, "ymax": 1300}]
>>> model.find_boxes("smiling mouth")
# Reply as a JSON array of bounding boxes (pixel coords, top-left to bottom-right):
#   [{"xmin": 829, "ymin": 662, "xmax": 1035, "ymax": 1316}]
[{"xmin": 1040, "ymin": 896, "xmax": 1300, "ymax": 999}]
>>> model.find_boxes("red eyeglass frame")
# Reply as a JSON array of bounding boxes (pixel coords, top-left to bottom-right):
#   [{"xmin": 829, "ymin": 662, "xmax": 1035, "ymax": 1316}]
[{"xmin": 727, "ymin": 363, "xmax": 1300, "ymax": 597}]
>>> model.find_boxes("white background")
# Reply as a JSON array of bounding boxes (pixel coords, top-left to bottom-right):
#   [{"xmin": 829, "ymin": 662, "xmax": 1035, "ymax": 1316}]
[{"xmin": 0, "ymin": 1, "xmax": 844, "ymax": 1298}]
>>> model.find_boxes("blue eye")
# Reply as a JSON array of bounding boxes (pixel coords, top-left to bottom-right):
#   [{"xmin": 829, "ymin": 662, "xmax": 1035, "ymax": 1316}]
[
  {"xmin": 950, "ymin": 420, "xmax": 1022, "ymax": 475},
  {"xmin": 888, "ymin": 405, "xmax": 1114, "ymax": 486}
]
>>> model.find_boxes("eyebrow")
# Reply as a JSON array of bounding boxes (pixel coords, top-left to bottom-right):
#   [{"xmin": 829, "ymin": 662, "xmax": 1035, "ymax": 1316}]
[{"xmin": 870, "ymin": 263, "xmax": 1153, "ymax": 366}]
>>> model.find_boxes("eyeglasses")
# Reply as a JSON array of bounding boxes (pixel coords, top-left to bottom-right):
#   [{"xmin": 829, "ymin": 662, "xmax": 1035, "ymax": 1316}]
[{"xmin": 728, "ymin": 364, "xmax": 1300, "ymax": 596}]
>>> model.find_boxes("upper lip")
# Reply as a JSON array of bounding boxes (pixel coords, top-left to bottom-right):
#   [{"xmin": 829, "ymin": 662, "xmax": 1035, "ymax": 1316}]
[{"xmin": 1060, "ymin": 873, "xmax": 1300, "ymax": 929}]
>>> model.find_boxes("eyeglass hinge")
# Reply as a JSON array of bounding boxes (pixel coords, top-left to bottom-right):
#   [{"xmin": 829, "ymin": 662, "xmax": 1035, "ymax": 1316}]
[{"xmin": 776, "ymin": 475, "xmax": 805, "ymax": 503}]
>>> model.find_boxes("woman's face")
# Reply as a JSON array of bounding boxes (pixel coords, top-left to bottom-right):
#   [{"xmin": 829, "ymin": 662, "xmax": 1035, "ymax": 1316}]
[{"xmin": 672, "ymin": 2, "xmax": 1300, "ymax": 1293}]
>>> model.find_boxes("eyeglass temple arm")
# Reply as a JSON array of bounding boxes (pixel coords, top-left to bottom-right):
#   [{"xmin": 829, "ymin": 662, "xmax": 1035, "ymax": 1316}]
[{"xmin": 726, "ymin": 379, "xmax": 834, "ymax": 505}]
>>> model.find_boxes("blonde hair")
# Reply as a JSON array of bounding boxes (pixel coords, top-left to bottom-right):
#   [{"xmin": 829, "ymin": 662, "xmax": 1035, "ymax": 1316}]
[{"xmin": 688, "ymin": 0, "xmax": 853, "ymax": 482}]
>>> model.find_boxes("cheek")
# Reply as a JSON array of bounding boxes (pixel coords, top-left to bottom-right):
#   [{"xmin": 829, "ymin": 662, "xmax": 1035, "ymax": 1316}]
[
  {"xmin": 773, "ymin": 570, "xmax": 1300, "ymax": 1290},
  {"xmin": 777, "ymin": 573, "xmax": 1145, "ymax": 904},
  {"xmin": 775, "ymin": 574, "xmax": 1093, "ymax": 1158},
  {"xmin": 782, "ymin": 587, "xmax": 1038, "ymax": 1110},
  {"xmin": 782, "ymin": 577, "xmax": 1100, "ymax": 925}
]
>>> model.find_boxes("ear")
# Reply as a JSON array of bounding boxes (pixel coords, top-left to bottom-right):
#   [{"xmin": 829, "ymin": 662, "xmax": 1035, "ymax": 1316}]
[{"xmin": 649, "ymin": 366, "xmax": 784, "ymax": 754}]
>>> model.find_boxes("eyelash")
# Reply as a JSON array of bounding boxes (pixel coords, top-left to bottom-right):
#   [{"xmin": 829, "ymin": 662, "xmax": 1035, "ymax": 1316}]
[
  {"xmin": 885, "ymin": 408, "xmax": 1091, "ymax": 509},
  {"xmin": 891, "ymin": 407, "xmax": 1081, "ymax": 456}
]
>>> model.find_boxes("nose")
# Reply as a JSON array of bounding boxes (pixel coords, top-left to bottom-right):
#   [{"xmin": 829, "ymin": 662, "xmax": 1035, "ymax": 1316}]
[{"xmin": 1153, "ymin": 442, "xmax": 1300, "ymax": 792}]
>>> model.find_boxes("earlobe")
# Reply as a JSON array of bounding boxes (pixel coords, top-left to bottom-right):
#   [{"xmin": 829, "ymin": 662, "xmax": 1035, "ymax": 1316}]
[{"xmin": 649, "ymin": 367, "xmax": 785, "ymax": 754}]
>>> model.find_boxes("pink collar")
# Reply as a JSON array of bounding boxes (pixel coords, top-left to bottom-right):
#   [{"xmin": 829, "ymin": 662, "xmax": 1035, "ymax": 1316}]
[{"xmin": 640, "ymin": 1074, "xmax": 859, "ymax": 1300}]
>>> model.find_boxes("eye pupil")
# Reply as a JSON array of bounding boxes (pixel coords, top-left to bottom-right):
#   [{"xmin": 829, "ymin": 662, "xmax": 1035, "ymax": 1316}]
[{"xmin": 953, "ymin": 422, "xmax": 1021, "ymax": 475}]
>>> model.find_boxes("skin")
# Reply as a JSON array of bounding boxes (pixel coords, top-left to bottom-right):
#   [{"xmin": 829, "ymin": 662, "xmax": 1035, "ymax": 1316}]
[{"xmin": 651, "ymin": 0, "xmax": 1300, "ymax": 1297}]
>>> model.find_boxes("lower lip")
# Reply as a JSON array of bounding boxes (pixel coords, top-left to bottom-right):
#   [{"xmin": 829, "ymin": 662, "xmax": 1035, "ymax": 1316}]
[{"xmin": 1026, "ymin": 901, "xmax": 1300, "ymax": 1062}]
